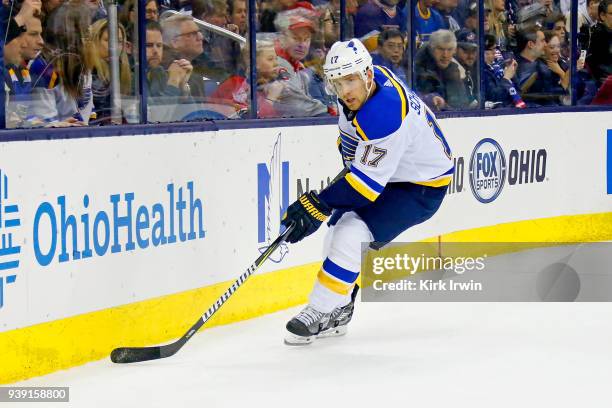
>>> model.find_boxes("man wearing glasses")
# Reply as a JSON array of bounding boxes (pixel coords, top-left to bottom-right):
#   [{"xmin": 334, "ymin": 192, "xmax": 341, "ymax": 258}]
[
  {"xmin": 161, "ymin": 14, "xmax": 224, "ymax": 100},
  {"xmin": 371, "ymin": 29, "xmax": 408, "ymax": 86}
]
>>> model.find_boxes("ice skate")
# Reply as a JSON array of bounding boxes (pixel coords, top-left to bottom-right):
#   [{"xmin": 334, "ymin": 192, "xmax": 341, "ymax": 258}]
[{"xmin": 284, "ymin": 285, "xmax": 359, "ymax": 345}]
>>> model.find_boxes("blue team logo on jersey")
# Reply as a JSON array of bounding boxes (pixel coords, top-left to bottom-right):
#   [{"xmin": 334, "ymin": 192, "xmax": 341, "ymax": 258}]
[
  {"xmin": 469, "ymin": 138, "xmax": 507, "ymax": 203},
  {"xmin": 607, "ymin": 130, "xmax": 611, "ymax": 195}
]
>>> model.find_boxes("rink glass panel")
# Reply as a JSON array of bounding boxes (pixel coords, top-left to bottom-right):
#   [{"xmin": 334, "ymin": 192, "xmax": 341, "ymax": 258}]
[{"xmin": 0, "ymin": 0, "xmax": 610, "ymax": 130}]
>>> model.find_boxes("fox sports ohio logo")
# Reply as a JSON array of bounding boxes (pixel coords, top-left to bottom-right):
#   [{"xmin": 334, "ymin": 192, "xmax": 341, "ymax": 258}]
[{"xmin": 469, "ymin": 138, "xmax": 507, "ymax": 203}]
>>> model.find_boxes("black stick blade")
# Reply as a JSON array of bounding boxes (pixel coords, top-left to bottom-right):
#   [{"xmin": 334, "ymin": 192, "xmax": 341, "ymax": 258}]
[{"xmin": 110, "ymin": 346, "xmax": 162, "ymax": 364}]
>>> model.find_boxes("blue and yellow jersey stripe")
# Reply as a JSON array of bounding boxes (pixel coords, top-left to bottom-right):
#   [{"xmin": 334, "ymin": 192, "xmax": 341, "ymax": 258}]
[
  {"xmin": 413, "ymin": 167, "xmax": 454, "ymax": 187},
  {"xmin": 376, "ymin": 65, "xmax": 408, "ymax": 121},
  {"xmin": 344, "ymin": 165, "xmax": 385, "ymax": 201},
  {"xmin": 352, "ymin": 117, "xmax": 369, "ymax": 141},
  {"xmin": 340, "ymin": 128, "xmax": 360, "ymax": 161},
  {"xmin": 350, "ymin": 66, "xmax": 409, "ymax": 141}
]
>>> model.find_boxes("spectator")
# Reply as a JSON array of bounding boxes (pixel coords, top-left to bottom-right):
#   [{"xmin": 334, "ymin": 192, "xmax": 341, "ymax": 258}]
[
  {"xmin": 575, "ymin": 0, "xmax": 600, "ymax": 50},
  {"xmin": 414, "ymin": 29, "xmax": 471, "ymax": 110},
  {"xmin": 591, "ymin": 74, "xmax": 612, "ymax": 104},
  {"xmin": 161, "ymin": 14, "xmax": 222, "ymax": 98},
  {"xmin": 250, "ymin": 40, "xmax": 282, "ymax": 117},
  {"xmin": 516, "ymin": 2, "xmax": 548, "ymax": 29},
  {"xmin": 3, "ymin": 17, "xmax": 26, "ymax": 69},
  {"xmin": 34, "ymin": 1, "xmax": 94, "ymax": 125},
  {"xmin": 213, "ymin": 38, "xmax": 328, "ymax": 118},
  {"xmin": 42, "ymin": 0, "xmax": 63, "ymax": 21},
  {"xmin": 549, "ymin": 12, "xmax": 567, "ymax": 39},
  {"xmin": 434, "ymin": 0, "xmax": 462, "ymax": 32},
  {"xmin": 89, "ymin": 18, "xmax": 133, "ymax": 124},
  {"xmin": 146, "ymin": 21, "xmax": 193, "ymax": 99},
  {"xmin": 537, "ymin": 30, "xmax": 569, "ymax": 105},
  {"xmin": 414, "ymin": 0, "xmax": 445, "ymax": 46},
  {"xmin": 7, "ymin": 12, "xmax": 72, "ymax": 128},
  {"xmin": 192, "ymin": 0, "xmax": 242, "ymax": 78},
  {"xmin": 353, "ymin": 0, "xmax": 407, "ymax": 38},
  {"xmin": 271, "ymin": 9, "xmax": 329, "ymax": 116},
  {"xmin": 515, "ymin": 25, "xmax": 547, "ymax": 101},
  {"xmin": 537, "ymin": 0, "xmax": 560, "ymax": 17},
  {"xmin": 118, "ymin": 0, "xmax": 158, "ymax": 57},
  {"xmin": 321, "ymin": 0, "xmax": 346, "ymax": 48},
  {"xmin": 586, "ymin": 0, "xmax": 612, "ymax": 87},
  {"xmin": 274, "ymin": 8, "xmax": 316, "ymax": 76},
  {"xmin": 462, "ymin": 1, "xmax": 492, "ymax": 33},
  {"xmin": 120, "ymin": 0, "xmax": 159, "ymax": 28},
  {"xmin": 454, "ymin": 29, "xmax": 479, "ymax": 106},
  {"xmin": 228, "ymin": 0, "xmax": 248, "ymax": 36},
  {"xmin": 4, "ymin": 14, "xmax": 32, "ymax": 128},
  {"xmin": 259, "ymin": 0, "xmax": 317, "ymax": 33},
  {"xmin": 303, "ymin": 47, "xmax": 337, "ymax": 113},
  {"xmin": 486, "ymin": 0, "xmax": 514, "ymax": 51},
  {"xmin": 483, "ymin": 34, "xmax": 525, "ymax": 108},
  {"xmin": 85, "ymin": 0, "xmax": 107, "ymax": 21},
  {"xmin": 371, "ymin": 28, "xmax": 408, "ymax": 85},
  {"xmin": 463, "ymin": 1, "xmax": 478, "ymax": 32},
  {"xmin": 20, "ymin": 13, "xmax": 44, "ymax": 63},
  {"xmin": 192, "ymin": 0, "xmax": 228, "ymax": 27},
  {"xmin": 548, "ymin": 13, "xmax": 569, "ymax": 58},
  {"xmin": 484, "ymin": 2, "xmax": 492, "ymax": 33}
]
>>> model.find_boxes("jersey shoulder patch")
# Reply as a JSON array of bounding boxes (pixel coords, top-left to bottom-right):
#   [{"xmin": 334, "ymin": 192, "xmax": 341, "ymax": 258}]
[{"xmin": 352, "ymin": 65, "xmax": 409, "ymax": 141}]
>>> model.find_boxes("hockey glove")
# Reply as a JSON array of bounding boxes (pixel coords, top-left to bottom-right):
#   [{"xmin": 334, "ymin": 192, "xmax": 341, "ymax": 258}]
[{"xmin": 281, "ymin": 191, "xmax": 331, "ymax": 244}]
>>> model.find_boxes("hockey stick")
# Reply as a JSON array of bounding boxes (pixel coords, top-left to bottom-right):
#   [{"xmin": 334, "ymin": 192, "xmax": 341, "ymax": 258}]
[{"xmin": 110, "ymin": 222, "xmax": 296, "ymax": 364}]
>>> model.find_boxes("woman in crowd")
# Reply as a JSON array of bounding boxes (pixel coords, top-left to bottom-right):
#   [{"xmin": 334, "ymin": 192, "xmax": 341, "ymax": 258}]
[
  {"xmin": 32, "ymin": 0, "xmax": 95, "ymax": 125},
  {"xmin": 89, "ymin": 18, "xmax": 134, "ymax": 124},
  {"xmin": 538, "ymin": 30, "xmax": 570, "ymax": 105},
  {"xmin": 486, "ymin": 0, "xmax": 514, "ymax": 51}
]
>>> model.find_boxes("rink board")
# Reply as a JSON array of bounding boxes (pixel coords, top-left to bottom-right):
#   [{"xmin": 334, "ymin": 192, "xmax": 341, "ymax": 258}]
[{"xmin": 0, "ymin": 111, "xmax": 611, "ymax": 383}]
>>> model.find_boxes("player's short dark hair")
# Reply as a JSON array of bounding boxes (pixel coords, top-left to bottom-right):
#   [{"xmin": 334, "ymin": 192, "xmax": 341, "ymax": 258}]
[
  {"xmin": 377, "ymin": 28, "xmax": 405, "ymax": 47},
  {"xmin": 516, "ymin": 25, "xmax": 542, "ymax": 51}
]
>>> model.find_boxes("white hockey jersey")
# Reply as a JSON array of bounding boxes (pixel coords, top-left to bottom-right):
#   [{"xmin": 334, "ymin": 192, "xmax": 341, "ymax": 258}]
[{"xmin": 334, "ymin": 65, "xmax": 454, "ymax": 203}]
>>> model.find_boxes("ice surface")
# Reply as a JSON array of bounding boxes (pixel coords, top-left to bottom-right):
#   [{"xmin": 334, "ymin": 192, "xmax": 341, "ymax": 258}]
[{"xmin": 10, "ymin": 300, "xmax": 612, "ymax": 408}]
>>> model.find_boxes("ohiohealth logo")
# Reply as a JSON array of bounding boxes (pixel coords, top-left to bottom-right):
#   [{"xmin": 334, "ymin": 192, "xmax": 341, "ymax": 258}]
[
  {"xmin": 0, "ymin": 177, "xmax": 206, "ymax": 311},
  {"xmin": 469, "ymin": 138, "xmax": 507, "ymax": 203},
  {"xmin": 32, "ymin": 182, "xmax": 205, "ymax": 267},
  {"xmin": 0, "ymin": 170, "xmax": 20, "ymax": 309}
]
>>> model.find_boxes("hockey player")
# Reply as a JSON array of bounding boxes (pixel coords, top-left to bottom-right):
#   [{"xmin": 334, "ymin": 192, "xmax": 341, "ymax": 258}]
[{"xmin": 281, "ymin": 38, "xmax": 453, "ymax": 345}]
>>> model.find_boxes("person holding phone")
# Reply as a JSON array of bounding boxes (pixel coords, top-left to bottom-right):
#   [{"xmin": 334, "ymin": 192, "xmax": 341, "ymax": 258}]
[{"xmin": 483, "ymin": 34, "xmax": 526, "ymax": 108}]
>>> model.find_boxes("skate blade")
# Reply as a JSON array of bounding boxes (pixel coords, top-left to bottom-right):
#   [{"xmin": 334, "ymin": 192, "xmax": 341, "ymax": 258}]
[
  {"xmin": 284, "ymin": 333, "xmax": 315, "ymax": 346},
  {"xmin": 284, "ymin": 326, "xmax": 348, "ymax": 346},
  {"xmin": 317, "ymin": 325, "xmax": 347, "ymax": 338}
]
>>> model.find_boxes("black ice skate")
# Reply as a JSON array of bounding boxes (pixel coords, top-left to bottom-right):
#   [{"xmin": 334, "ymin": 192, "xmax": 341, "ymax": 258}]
[{"xmin": 284, "ymin": 285, "xmax": 359, "ymax": 346}]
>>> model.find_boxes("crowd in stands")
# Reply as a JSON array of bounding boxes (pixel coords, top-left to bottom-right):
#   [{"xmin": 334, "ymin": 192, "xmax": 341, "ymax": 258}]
[{"xmin": 1, "ymin": 0, "xmax": 611, "ymax": 128}]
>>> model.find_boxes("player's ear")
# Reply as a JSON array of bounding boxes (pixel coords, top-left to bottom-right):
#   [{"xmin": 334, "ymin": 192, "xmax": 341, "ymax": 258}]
[{"xmin": 366, "ymin": 67, "xmax": 374, "ymax": 87}]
